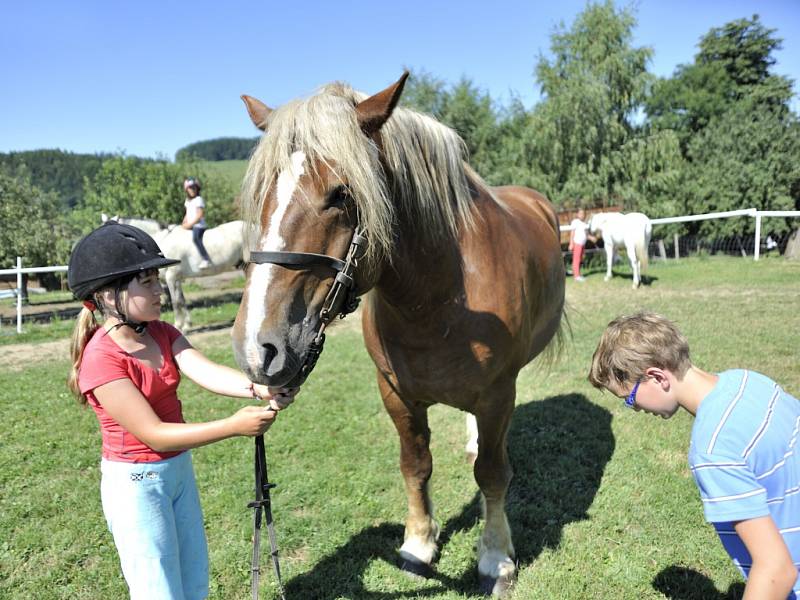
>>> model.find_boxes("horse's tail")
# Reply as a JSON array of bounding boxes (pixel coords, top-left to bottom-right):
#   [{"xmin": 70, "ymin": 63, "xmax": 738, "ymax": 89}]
[
  {"xmin": 636, "ymin": 220, "xmax": 652, "ymax": 273},
  {"xmin": 534, "ymin": 301, "xmax": 572, "ymax": 370}
]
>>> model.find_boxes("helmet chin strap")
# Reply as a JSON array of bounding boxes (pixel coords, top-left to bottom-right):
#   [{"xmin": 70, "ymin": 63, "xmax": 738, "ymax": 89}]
[
  {"xmin": 106, "ymin": 280, "xmax": 150, "ymax": 335},
  {"xmin": 109, "ymin": 320, "xmax": 149, "ymax": 335}
]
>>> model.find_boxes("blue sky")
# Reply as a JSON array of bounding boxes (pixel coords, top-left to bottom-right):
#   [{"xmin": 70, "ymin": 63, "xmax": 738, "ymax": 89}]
[{"xmin": 2, "ymin": 1, "xmax": 798, "ymax": 159}]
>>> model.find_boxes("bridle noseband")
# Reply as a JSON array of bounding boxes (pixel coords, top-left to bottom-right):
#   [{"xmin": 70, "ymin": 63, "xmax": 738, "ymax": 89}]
[{"xmin": 248, "ymin": 227, "xmax": 367, "ymax": 379}]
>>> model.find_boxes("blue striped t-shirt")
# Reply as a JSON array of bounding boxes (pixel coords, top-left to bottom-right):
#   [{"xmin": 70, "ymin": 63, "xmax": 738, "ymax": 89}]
[{"xmin": 689, "ymin": 369, "xmax": 800, "ymax": 597}]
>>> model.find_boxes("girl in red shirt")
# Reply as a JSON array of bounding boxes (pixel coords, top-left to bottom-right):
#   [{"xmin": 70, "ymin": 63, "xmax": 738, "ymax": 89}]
[{"xmin": 66, "ymin": 222, "xmax": 296, "ymax": 599}]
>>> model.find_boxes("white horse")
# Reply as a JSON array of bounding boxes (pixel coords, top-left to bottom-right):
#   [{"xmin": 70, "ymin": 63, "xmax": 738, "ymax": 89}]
[
  {"xmin": 100, "ymin": 213, "xmax": 166, "ymax": 236},
  {"xmin": 100, "ymin": 214, "xmax": 245, "ymax": 329},
  {"xmin": 155, "ymin": 221, "xmax": 245, "ymax": 330},
  {"xmin": 589, "ymin": 212, "xmax": 652, "ymax": 289}
]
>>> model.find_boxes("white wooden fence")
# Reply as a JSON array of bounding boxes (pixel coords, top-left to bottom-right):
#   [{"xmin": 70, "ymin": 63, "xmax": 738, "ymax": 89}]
[
  {"xmin": 0, "ymin": 257, "xmax": 68, "ymax": 333},
  {"xmin": 560, "ymin": 208, "xmax": 800, "ymax": 261}
]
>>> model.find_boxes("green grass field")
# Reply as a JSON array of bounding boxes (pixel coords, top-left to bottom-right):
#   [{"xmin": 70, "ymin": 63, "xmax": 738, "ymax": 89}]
[{"xmin": 1, "ymin": 256, "xmax": 798, "ymax": 599}]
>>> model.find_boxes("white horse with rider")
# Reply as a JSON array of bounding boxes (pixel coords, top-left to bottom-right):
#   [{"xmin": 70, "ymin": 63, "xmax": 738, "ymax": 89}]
[
  {"xmin": 589, "ymin": 211, "xmax": 653, "ymax": 289},
  {"xmin": 101, "ymin": 214, "xmax": 244, "ymax": 329},
  {"xmin": 101, "ymin": 213, "xmax": 165, "ymax": 236}
]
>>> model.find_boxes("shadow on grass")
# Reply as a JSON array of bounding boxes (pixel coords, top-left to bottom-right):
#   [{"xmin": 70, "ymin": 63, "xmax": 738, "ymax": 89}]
[
  {"xmin": 574, "ymin": 267, "xmax": 659, "ymax": 287},
  {"xmin": 653, "ymin": 566, "xmax": 745, "ymax": 600},
  {"xmin": 283, "ymin": 393, "xmax": 614, "ymax": 599}
]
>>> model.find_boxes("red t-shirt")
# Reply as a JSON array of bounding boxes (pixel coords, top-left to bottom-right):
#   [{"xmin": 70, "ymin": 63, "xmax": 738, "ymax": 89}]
[{"xmin": 78, "ymin": 320, "xmax": 185, "ymax": 463}]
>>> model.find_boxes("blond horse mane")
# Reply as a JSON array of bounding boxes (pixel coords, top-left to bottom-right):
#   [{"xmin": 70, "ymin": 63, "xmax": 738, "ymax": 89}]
[{"xmin": 241, "ymin": 81, "xmax": 496, "ymax": 267}]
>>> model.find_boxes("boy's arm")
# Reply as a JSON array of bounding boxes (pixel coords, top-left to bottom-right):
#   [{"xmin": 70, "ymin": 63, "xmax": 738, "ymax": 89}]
[{"xmin": 735, "ymin": 516, "xmax": 797, "ymax": 599}]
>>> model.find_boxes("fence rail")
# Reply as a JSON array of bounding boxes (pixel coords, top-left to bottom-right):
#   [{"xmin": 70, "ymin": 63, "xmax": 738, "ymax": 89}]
[
  {"xmin": 559, "ymin": 208, "xmax": 800, "ymax": 261},
  {"xmin": 0, "ymin": 257, "xmax": 68, "ymax": 333}
]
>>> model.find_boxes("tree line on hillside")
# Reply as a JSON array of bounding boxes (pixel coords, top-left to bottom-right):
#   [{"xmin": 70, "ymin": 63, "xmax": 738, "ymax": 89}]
[
  {"xmin": 1, "ymin": 2, "xmax": 798, "ymax": 275},
  {"xmin": 175, "ymin": 137, "xmax": 259, "ymax": 162}
]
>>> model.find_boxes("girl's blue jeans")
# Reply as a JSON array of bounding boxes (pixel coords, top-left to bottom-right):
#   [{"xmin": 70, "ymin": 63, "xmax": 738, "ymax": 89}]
[
  {"xmin": 100, "ymin": 452, "xmax": 209, "ymax": 600},
  {"xmin": 192, "ymin": 226, "xmax": 211, "ymax": 261}
]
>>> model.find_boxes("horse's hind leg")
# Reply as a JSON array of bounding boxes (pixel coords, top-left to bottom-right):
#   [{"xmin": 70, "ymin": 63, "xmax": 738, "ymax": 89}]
[
  {"xmin": 626, "ymin": 242, "xmax": 640, "ymax": 288},
  {"xmin": 379, "ymin": 377, "xmax": 439, "ymax": 576},
  {"xmin": 474, "ymin": 386, "xmax": 516, "ymax": 596}
]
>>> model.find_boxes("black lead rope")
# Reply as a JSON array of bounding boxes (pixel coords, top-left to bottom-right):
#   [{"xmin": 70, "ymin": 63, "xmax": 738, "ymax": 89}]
[
  {"xmin": 248, "ymin": 434, "xmax": 286, "ymax": 600},
  {"xmin": 245, "ymin": 228, "xmax": 368, "ymax": 599}
]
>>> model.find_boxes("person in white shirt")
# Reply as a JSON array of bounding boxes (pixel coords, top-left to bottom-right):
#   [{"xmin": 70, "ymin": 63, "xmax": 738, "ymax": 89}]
[
  {"xmin": 182, "ymin": 178, "xmax": 212, "ymax": 269},
  {"xmin": 569, "ymin": 208, "xmax": 592, "ymax": 281}
]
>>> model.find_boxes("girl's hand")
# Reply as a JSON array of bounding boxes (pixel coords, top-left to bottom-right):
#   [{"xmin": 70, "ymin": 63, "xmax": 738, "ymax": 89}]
[
  {"xmin": 229, "ymin": 405, "xmax": 277, "ymax": 437},
  {"xmin": 253, "ymin": 384, "xmax": 299, "ymax": 411}
]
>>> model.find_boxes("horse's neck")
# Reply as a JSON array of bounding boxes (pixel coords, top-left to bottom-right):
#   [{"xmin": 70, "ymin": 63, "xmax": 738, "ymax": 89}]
[{"xmin": 374, "ymin": 236, "xmax": 464, "ymax": 316}]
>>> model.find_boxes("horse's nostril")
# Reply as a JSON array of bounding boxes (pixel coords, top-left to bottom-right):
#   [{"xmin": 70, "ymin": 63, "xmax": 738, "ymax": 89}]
[{"xmin": 262, "ymin": 343, "xmax": 278, "ymax": 372}]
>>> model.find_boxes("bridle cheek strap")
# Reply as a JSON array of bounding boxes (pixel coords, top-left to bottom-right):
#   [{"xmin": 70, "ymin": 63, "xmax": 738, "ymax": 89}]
[
  {"xmin": 249, "ymin": 228, "xmax": 366, "ymax": 327},
  {"xmin": 248, "ymin": 228, "xmax": 367, "ymax": 376}
]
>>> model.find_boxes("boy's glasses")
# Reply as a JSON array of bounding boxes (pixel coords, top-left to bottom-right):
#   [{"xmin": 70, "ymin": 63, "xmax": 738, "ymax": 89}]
[{"xmin": 625, "ymin": 380, "xmax": 641, "ymax": 408}]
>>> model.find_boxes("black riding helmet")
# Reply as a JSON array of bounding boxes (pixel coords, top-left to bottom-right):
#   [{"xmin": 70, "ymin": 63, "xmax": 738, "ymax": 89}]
[{"xmin": 68, "ymin": 222, "xmax": 180, "ymax": 331}]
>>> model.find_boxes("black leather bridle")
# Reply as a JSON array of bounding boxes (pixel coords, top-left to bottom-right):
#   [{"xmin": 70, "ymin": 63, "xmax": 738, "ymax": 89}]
[
  {"xmin": 244, "ymin": 227, "xmax": 366, "ymax": 600},
  {"xmin": 248, "ymin": 226, "xmax": 367, "ymax": 380}
]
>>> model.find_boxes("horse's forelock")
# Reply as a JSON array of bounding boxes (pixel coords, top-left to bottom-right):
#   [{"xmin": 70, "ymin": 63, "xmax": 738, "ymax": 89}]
[{"xmin": 241, "ymin": 80, "xmax": 484, "ymax": 264}]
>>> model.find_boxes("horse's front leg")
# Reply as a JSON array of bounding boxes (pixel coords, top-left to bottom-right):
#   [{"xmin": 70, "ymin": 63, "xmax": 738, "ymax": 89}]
[
  {"xmin": 604, "ymin": 245, "xmax": 614, "ymax": 281},
  {"xmin": 474, "ymin": 388, "xmax": 516, "ymax": 596},
  {"xmin": 378, "ymin": 377, "xmax": 439, "ymax": 576}
]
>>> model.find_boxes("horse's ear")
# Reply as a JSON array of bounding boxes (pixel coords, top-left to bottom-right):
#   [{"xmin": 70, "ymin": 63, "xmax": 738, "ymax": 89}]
[
  {"xmin": 355, "ymin": 71, "xmax": 409, "ymax": 136},
  {"xmin": 241, "ymin": 95, "xmax": 273, "ymax": 131}
]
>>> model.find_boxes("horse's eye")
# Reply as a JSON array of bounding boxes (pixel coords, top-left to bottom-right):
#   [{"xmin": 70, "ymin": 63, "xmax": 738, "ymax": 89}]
[{"xmin": 326, "ymin": 186, "xmax": 350, "ymax": 208}]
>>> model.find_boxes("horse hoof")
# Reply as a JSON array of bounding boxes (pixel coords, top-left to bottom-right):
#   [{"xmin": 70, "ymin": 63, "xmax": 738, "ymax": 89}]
[
  {"xmin": 399, "ymin": 554, "xmax": 434, "ymax": 579},
  {"xmin": 479, "ymin": 573, "xmax": 515, "ymax": 597}
]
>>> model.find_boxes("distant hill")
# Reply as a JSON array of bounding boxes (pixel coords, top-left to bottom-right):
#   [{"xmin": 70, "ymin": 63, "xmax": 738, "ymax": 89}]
[
  {"xmin": 175, "ymin": 137, "xmax": 259, "ymax": 162},
  {"xmin": 198, "ymin": 160, "xmax": 249, "ymax": 190},
  {"xmin": 0, "ymin": 149, "xmax": 114, "ymax": 207}
]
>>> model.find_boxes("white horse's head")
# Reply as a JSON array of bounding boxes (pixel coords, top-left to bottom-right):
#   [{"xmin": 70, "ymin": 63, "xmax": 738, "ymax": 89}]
[{"xmin": 588, "ymin": 212, "xmax": 609, "ymax": 234}]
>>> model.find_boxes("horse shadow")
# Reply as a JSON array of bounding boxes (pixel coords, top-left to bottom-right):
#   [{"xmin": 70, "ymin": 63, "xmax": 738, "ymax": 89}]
[
  {"xmin": 282, "ymin": 393, "xmax": 614, "ymax": 599},
  {"xmin": 652, "ymin": 566, "xmax": 745, "ymax": 600},
  {"xmin": 580, "ymin": 267, "xmax": 659, "ymax": 286}
]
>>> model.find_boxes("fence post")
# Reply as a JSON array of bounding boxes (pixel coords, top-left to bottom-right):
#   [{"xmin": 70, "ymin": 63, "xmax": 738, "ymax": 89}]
[
  {"xmin": 674, "ymin": 233, "xmax": 680, "ymax": 259},
  {"xmin": 658, "ymin": 239, "xmax": 667, "ymax": 261},
  {"xmin": 754, "ymin": 213, "xmax": 762, "ymax": 261},
  {"xmin": 16, "ymin": 257, "xmax": 23, "ymax": 334}
]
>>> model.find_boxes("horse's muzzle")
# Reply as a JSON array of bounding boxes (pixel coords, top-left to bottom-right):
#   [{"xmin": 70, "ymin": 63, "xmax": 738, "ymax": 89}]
[{"xmin": 254, "ymin": 330, "xmax": 324, "ymax": 388}]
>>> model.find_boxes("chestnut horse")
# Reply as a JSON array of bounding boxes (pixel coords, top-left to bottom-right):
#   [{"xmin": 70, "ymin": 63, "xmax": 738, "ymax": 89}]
[{"xmin": 231, "ymin": 73, "xmax": 565, "ymax": 595}]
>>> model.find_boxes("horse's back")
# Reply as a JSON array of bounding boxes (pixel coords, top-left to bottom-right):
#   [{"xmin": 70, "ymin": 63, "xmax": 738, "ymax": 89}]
[
  {"xmin": 622, "ymin": 212, "xmax": 652, "ymax": 244},
  {"xmin": 159, "ymin": 220, "xmax": 244, "ymax": 275},
  {"xmin": 491, "ymin": 186, "xmax": 560, "ymax": 237},
  {"xmin": 463, "ymin": 185, "xmax": 565, "ymax": 363}
]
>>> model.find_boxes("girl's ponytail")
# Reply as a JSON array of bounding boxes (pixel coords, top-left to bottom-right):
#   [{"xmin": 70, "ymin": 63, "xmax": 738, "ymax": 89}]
[{"xmin": 67, "ymin": 306, "xmax": 100, "ymax": 404}]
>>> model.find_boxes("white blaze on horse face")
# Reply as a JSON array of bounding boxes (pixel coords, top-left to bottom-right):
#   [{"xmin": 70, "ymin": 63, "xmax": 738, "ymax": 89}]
[{"xmin": 242, "ymin": 151, "xmax": 306, "ymax": 368}]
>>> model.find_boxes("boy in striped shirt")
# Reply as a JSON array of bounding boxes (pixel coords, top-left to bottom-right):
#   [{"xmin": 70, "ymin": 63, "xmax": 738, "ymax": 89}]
[{"xmin": 589, "ymin": 311, "xmax": 800, "ymax": 599}]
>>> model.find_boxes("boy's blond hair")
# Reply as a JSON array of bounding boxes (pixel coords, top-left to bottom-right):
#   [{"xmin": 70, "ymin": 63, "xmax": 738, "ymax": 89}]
[{"xmin": 588, "ymin": 311, "xmax": 691, "ymax": 390}]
